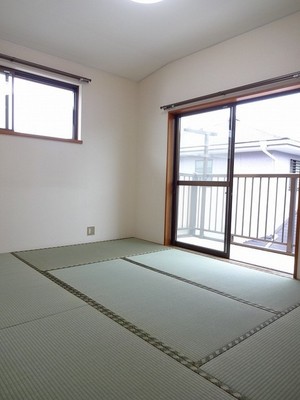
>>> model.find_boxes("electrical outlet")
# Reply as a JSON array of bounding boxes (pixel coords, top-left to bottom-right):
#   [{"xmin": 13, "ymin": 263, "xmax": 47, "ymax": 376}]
[{"xmin": 87, "ymin": 226, "xmax": 95, "ymax": 236}]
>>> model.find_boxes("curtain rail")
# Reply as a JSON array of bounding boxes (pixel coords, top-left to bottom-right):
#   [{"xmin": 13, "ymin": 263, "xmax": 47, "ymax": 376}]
[
  {"xmin": 0, "ymin": 53, "xmax": 91, "ymax": 83},
  {"xmin": 160, "ymin": 71, "xmax": 300, "ymax": 111}
]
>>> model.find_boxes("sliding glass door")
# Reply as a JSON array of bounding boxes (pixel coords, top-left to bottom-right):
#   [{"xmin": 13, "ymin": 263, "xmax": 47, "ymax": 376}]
[{"xmin": 172, "ymin": 106, "xmax": 235, "ymax": 257}]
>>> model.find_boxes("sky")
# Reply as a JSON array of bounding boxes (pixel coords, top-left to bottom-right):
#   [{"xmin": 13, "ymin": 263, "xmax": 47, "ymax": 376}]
[
  {"xmin": 236, "ymin": 91, "xmax": 300, "ymax": 141},
  {"xmin": 180, "ymin": 91, "xmax": 300, "ymax": 149}
]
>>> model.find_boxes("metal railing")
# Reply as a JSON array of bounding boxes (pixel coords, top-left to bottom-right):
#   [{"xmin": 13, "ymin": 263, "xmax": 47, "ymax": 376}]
[{"xmin": 177, "ymin": 173, "xmax": 299, "ymax": 254}]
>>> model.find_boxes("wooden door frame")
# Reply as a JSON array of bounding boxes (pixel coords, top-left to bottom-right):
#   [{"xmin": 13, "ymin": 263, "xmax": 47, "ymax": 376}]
[
  {"xmin": 164, "ymin": 113, "xmax": 176, "ymax": 246},
  {"xmin": 164, "ymin": 84, "xmax": 300, "ymax": 278}
]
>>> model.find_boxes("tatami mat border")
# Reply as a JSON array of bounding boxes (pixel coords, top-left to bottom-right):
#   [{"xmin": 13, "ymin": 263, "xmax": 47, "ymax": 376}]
[
  {"xmin": 195, "ymin": 301, "xmax": 300, "ymax": 367},
  {"xmin": 123, "ymin": 258, "xmax": 300, "ymax": 367},
  {"xmin": 123, "ymin": 253, "xmax": 300, "ymax": 366},
  {"xmin": 13, "ymin": 239, "xmax": 171, "ymax": 271},
  {"xmin": 12, "ymin": 249, "xmax": 300, "ymax": 400},
  {"xmin": 11, "ymin": 252, "xmax": 245, "ymax": 399},
  {"xmin": 45, "ymin": 274, "xmax": 249, "ymax": 399},
  {"xmin": 48, "ymin": 249, "xmax": 171, "ymax": 271},
  {"xmin": 13, "ymin": 237, "xmax": 138, "ymax": 253},
  {"xmin": 124, "ymin": 258, "xmax": 280, "ymax": 314}
]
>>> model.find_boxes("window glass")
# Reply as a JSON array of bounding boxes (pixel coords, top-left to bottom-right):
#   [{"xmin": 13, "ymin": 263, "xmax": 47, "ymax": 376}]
[
  {"xmin": 0, "ymin": 69, "xmax": 79, "ymax": 141},
  {"xmin": 179, "ymin": 108, "xmax": 231, "ymax": 181},
  {"xmin": 290, "ymin": 159, "xmax": 300, "ymax": 173},
  {"xmin": 0, "ymin": 72, "xmax": 12, "ymax": 129},
  {"xmin": 14, "ymin": 77, "xmax": 75, "ymax": 138}
]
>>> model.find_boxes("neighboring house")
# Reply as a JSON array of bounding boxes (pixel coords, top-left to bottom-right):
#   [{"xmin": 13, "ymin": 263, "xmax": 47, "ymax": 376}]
[
  {"xmin": 178, "ymin": 136, "xmax": 300, "ymax": 253},
  {"xmin": 234, "ymin": 138, "xmax": 300, "ymax": 174},
  {"xmin": 180, "ymin": 138, "xmax": 300, "ymax": 176}
]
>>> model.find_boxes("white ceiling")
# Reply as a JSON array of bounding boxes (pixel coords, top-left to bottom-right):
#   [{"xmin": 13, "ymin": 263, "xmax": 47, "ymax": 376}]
[{"xmin": 0, "ymin": 0, "xmax": 300, "ymax": 81}]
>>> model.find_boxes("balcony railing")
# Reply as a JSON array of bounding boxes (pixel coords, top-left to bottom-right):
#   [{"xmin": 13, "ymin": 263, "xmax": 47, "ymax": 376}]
[{"xmin": 177, "ymin": 173, "xmax": 299, "ymax": 255}]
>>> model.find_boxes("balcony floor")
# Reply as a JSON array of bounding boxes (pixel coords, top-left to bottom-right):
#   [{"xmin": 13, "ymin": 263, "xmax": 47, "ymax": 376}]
[
  {"xmin": 230, "ymin": 244, "xmax": 294, "ymax": 275},
  {"xmin": 177, "ymin": 237, "xmax": 294, "ymax": 275}
]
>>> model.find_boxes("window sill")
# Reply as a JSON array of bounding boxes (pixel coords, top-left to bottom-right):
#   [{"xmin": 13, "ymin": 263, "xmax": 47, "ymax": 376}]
[{"xmin": 0, "ymin": 129, "xmax": 83, "ymax": 144}]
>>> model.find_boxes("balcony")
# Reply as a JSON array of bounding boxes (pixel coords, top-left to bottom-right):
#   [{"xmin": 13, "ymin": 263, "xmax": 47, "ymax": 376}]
[{"xmin": 176, "ymin": 173, "xmax": 299, "ymax": 273}]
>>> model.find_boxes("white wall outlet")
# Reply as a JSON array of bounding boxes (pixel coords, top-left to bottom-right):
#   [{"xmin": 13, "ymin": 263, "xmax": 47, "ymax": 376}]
[{"xmin": 87, "ymin": 226, "xmax": 95, "ymax": 236}]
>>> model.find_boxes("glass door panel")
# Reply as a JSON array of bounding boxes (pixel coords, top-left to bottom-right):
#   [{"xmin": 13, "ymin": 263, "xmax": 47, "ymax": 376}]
[
  {"xmin": 230, "ymin": 92, "xmax": 300, "ymax": 271},
  {"xmin": 174, "ymin": 107, "xmax": 234, "ymax": 256}
]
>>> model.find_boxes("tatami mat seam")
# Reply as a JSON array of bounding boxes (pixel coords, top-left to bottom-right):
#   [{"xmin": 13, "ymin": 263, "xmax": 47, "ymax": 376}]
[
  {"xmin": 44, "ymin": 249, "xmax": 172, "ymax": 271},
  {"xmin": 124, "ymin": 258, "xmax": 280, "ymax": 314},
  {"xmin": 12, "ymin": 246, "xmax": 300, "ymax": 400},
  {"xmin": 122, "ymin": 258, "xmax": 300, "ymax": 368},
  {"xmin": 0, "ymin": 305, "xmax": 88, "ymax": 332},
  {"xmin": 45, "ymin": 272, "xmax": 247, "ymax": 400},
  {"xmin": 10, "ymin": 253, "xmax": 245, "ymax": 399},
  {"xmin": 194, "ymin": 301, "xmax": 300, "ymax": 367},
  {"xmin": 12, "ymin": 237, "xmax": 140, "ymax": 253},
  {"xmin": 11, "ymin": 252, "xmax": 46, "ymax": 270},
  {"xmin": 12, "ymin": 245, "xmax": 172, "ymax": 272}
]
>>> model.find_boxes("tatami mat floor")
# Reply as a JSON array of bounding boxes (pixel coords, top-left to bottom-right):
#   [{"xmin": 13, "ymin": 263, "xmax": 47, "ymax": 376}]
[{"xmin": 2, "ymin": 238, "xmax": 300, "ymax": 399}]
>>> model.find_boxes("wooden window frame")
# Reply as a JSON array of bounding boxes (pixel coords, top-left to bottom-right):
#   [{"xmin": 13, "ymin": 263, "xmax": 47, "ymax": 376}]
[{"xmin": 164, "ymin": 79, "xmax": 300, "ymax": 278}]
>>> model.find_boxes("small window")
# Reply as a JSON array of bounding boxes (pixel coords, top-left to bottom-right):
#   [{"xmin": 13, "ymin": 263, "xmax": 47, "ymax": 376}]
[
  {"xmin": 290, "ymin": 159, "xmax": 300, "ymax": 173},
  {"xmin": 0, "ymin": 67, "xmax": 79, "ymax": 141}
]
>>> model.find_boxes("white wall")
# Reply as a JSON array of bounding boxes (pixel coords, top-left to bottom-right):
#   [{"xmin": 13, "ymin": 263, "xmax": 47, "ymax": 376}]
[
  {"xmin": 136, "ymin": 12, "xmax": 300, "ymax": 245},
  {"xmin": 0, "ymin": 39, "xmax": 138, "ymax": 252},
  {"xmin": 1, "ymin": 12, "xmax": 300, "ymax": 254}
]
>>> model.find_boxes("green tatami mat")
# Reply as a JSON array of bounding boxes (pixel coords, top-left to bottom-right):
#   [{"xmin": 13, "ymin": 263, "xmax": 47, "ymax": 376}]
[
  {"xmin": 0, "ymin": 262, "xmax": 85, "ymax": 329},
  {"xmin": 0, "ymin": 307, "xmax": 235, "ymax": 400},
  {"xmin": 128, "ymin": 249, "xmax": 300, "ymax": 311},
  {"xmin": 51, "ymin": 259, "xmax": 272, "ymax": 361},
  {"xmin": 0, "ymin": 253, "xmax": 30, "ymax": 274},
  {"xmin": 202, "ymin": 306, "xmax": 300, "ymax": 400},
  {"xmin": 14, "ymin": 238, "xmax": 166, "ymax": 271}
]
